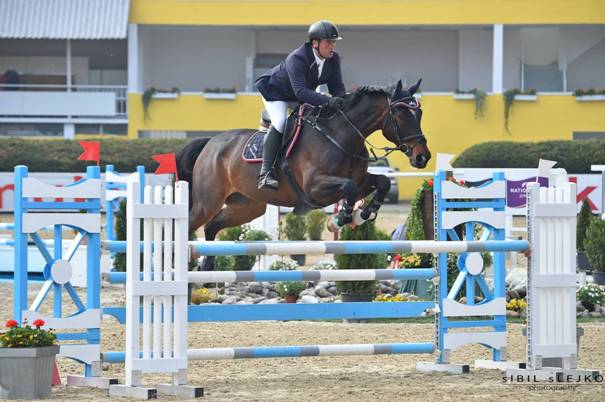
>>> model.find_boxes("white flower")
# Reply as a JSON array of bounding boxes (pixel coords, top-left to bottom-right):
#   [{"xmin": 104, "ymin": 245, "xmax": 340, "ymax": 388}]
[
  {"xmin": 270, "ymin": 258, "xmax": 299, "ymax": 271},
  {"xmin": 311, "ymin": 261, "xmax": 337, "ymax": 270}
]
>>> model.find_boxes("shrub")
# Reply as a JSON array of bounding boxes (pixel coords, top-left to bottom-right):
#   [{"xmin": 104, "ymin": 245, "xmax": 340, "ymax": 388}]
[
  {"xmin": 335, "ymin": 220, "xmax": 389, "ymax": 295},
  {"xmin": 214, "ymin": 255, "xmax": 236, "ymax": 271},
  {"xmin": 218, "ymin": 225, "xmax": 271, "ymax": 271},
  {"xmin": 577, "ymin": 200, "xmax": 593, "ymax": 251},
  {"xmin": 283, "ymin": 213, "xmax": 306, "ymax": 240},
  {"xmin": 453, "ymin": 140, "xmax": 605, "ymax": 174},
  {"xmin": 585, "ymin": 218, "xmax": 605, "ymax": 272},
  {"xmin": 577, "ymin": 283, "xmax": 605, "ymax": 312},
  {"xmin": 306, "ymin": 210, "xmax": 327, "ymax": 240},
  {"xmin": 406, "ymin": 179, "xmax": 434, "ymax": 266},
  {"xmin": 0, "ymin": 138, "xmax": 188, "ymax": 172}
]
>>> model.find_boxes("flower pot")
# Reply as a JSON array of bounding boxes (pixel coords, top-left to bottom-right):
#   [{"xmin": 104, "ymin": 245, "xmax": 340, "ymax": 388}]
[
  {"xmin": 0, "ymin": 345, "xmax": 60, "ymax": 400},
  {"xmin": 203, "ymin": 92, "xmax": 237, "ymax": 100},
  {"xmin": 290, "ymin": 254, "xmax": 306, "ymax": 266},
  {"xmin": 577, "ymin": 251, "xmax": 592, "ymax": 271},
  {"xmin": 340, "ymin": 293, "xmax": 375, "ymax": 303},
  {"xmin": 592, "ymin": 271, "xmax": 605, "ymax": 286},
  {"xmin": 284, "ymin": 295, "xmax": 298, "ymax": 303}
]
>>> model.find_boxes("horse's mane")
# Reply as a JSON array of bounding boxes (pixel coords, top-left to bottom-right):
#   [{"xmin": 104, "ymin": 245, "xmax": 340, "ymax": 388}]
[{"xmin": 343, "ymin": 86, "xmax": 392, "ymax": 110}]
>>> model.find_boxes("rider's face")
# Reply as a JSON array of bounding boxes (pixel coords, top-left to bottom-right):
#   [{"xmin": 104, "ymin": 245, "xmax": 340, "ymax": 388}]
[{"xmin": 314, "ymin": 39, "xmax": 336, "ymax": 59}]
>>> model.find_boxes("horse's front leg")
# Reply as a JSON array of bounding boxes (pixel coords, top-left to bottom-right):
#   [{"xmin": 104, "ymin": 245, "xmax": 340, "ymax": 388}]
[
  {"xmin": 308, "ymin": 174, "xmax": 359, "ymax": 228},
  {"xmin": 357, "ymin": 173, "xmax": 391, "ymax": 221}
]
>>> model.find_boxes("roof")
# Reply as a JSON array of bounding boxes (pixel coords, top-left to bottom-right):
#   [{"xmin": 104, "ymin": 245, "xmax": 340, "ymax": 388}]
[{"xmin": 0, "ymin": 0, "xmax": 130, "ymax": 40}]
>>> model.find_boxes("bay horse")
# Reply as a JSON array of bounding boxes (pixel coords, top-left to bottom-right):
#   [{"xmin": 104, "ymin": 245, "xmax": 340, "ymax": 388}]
[{"xmin": 176, "ymin": 79, "xmax": 431, "ymax": 271}]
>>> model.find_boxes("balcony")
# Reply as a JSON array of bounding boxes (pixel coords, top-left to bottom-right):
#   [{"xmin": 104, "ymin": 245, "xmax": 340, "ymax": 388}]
[{"xmin": 0, "ymin": 84, "xmax": 127, "ymax": 119}]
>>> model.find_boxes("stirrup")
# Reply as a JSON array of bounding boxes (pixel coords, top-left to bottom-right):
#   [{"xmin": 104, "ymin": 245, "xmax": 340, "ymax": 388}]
[{"xmin": 258, "ymin": 171, "xmax": 278, "ymax": 190}]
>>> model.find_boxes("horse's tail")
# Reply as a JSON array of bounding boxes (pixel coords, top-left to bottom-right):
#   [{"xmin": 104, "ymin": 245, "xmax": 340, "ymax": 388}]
[{"xmin": 176, "ymin": 137, "xmax": 210, "ymax": 190}]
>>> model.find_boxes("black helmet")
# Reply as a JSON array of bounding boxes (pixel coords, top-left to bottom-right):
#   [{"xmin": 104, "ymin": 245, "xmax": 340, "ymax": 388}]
[{"xmin": 308, "ymin": 20, "xmax": 342, "ymax": 42}]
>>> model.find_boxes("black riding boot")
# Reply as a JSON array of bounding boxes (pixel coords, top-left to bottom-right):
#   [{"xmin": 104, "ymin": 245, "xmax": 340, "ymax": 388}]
[{"xmin": 257, "ymin": 126, "xmax": 282, "ymax": 190}]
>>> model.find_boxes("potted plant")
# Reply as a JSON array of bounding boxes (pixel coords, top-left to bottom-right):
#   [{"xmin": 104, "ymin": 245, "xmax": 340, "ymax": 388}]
[
  {"xmin": 577, "ymin": 200, "xmax": 593, "ymax": 271},
  {"xmin": 574, "ymin": 88, "xmax": 605, "ymax": 102},
  {"xmin": 0, "ymin": 319, "xmax": 59, "ymax": 400},
  {"xmin": 282, "ymin": 213, "xmax": 307, "ymax": 266},
  {"xmin": 577, "ymin": 283, "xmax": 605, "ymax": 312},
  {"xmin": 306, "ymin": 209, "xmax": 327, "ymax": 241},
  {"xmin": 203, "ymin": 87, "xmax": 237, "ymax": 100},
  {"xmin": 503, "ymin": 88, "xmax": 537, "ymax": 133},
  {"xmin": 276, "ymin": 281, "xmax": 308, "ymax": 303},
  {"xmin": 453, "ymin": 88, "xmax": 487, "ymax": 118},
  {"xmin": 335, "ymin": 220, "xmax": 389, "ymax": 302},
  {"xmin": 584, "ymin": 217, "xmax": 605, "ymax": 285}
]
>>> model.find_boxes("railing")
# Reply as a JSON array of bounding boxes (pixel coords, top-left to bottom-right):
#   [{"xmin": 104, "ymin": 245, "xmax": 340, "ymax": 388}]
[{"xmin": 0, "ymin": 84, "xmax": 128, "ymax": 118}]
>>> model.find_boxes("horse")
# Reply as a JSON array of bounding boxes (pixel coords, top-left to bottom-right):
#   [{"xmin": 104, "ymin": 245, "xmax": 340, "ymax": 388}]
[{"xmin": 176, "ymin": 79, "xmax": 431, "ymax": 271}]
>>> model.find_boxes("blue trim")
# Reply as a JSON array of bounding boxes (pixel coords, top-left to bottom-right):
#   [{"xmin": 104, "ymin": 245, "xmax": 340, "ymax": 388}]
[
  {"xmin": 14, "ymin": 165, "xmax": 28, "ymax": 322},
  {"xmin": 441, "ymin": 200, "xmax": 506, "ymax": 209},
  {"xmin": 444, "ymin": 319, "xmax": 500, "ymax": 329}
]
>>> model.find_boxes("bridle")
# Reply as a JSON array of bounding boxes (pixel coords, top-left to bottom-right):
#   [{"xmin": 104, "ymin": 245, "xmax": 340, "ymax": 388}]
[
  {"xmin": 381, "ymin": 95, "xmax": 427, "ymax": 158},
  {"xmin": 303, "ymin": 93, "xmax": 427, "ymax": 162}
]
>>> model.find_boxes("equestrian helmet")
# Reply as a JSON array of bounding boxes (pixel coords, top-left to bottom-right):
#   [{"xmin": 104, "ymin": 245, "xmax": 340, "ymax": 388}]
[{"xmin": 308, "ymin": 20, "xmax": 342, "ymax": 41}]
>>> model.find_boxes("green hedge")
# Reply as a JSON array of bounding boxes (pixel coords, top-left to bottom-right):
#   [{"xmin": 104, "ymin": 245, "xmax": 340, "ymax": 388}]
[
  {"xmin": 454, "ymin": 140, "xmax": 605, "ymax": 173},
  {"xmin": 0, "ymin": 138, "xmax": 189, "ymax": 172}
]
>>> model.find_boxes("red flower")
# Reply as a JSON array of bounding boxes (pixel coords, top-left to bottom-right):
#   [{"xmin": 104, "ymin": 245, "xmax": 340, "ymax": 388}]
[
  {"xmin": 427, "ymin": 179, "xmax": 433, "ymax": 187},
  {"xmin": 32, "ymin": 319, "xmax": 45, "ymax": 328},
  {"xmin": 5, "ymin": 319, "xmax": 18, "ymax": 328}
]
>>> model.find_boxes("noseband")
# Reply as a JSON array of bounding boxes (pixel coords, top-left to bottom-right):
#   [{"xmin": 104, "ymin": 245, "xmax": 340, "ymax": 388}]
[{"xmin": 383, "ymin": 95, "xmax": 426, "ymax": 157}]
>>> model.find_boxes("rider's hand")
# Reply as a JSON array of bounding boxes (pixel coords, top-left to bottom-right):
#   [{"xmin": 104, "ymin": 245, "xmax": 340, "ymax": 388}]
[{"xmin": 327, "ymin": 96, "xmax": 345, "ymax": 110}]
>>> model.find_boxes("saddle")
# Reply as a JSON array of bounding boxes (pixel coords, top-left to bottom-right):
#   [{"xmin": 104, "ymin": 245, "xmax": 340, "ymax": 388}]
[{"xmin": 242, "ymin": 104, "xmax": 315, "ymax": 162}]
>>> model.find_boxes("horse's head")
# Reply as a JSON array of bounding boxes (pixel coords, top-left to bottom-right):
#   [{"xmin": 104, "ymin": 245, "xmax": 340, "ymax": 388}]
[{"xmin": 382, "ymin": 79, "xmax": 431, "ymax": 169}]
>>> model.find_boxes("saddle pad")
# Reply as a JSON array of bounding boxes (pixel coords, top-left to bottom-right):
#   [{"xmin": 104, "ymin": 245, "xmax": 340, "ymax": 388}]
[
  {"xmin": 242, "ymin": 130, "xmax": 265, "ymax": 162},
  {"xmin": 242, "ymin": 104, "xmax": 313, "ymax": 163},
  {"xmin": 242, "ymin": 126, "xmax": 303, "ymax": 163}
]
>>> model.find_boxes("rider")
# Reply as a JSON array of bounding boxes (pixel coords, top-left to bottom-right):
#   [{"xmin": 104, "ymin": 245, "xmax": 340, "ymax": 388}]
[{"xmin": 255, "ymin": 20, "xmax": 347, "ymax": 190}]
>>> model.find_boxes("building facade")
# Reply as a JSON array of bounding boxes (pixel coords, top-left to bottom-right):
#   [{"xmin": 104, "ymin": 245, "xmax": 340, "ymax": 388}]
[{"xmin": 1, "ymin": 0, "xmax": 604, "ymax": 198}]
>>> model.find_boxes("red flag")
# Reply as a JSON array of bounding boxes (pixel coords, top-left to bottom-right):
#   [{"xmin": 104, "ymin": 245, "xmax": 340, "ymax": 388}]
[
  {"xmin": 153, "ymin": 153, "xmax": 179, "ymax": 180},
  {"xmin": 52, "ymin": 362, "xmax": 61, "ymax": 386},
  {"xmin": 77, "ymin": 141, "xmax": 100, "ymax": 165}
]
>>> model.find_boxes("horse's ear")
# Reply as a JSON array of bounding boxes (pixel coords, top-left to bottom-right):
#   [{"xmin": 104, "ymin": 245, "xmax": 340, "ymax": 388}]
[
  {"xmin": 391, "ymin": 80, "xmax": 403, "ymax": 100},
  {"xmin": 408, "ymin": 78, "xmax": 422, "ymax": 95}
]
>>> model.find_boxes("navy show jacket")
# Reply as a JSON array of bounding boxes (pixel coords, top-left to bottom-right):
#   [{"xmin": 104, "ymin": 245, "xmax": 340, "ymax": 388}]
[{"xmin": 255, "ymin": 42, "xmax": 346, "ymax": 106}]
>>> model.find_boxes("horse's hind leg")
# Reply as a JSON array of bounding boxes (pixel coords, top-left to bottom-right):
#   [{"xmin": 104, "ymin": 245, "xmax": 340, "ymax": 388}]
[
  {"xmin": 357, "ymin": 173, "xmax": 391, "ymax": 221},
  {"xmin": 200, "ymin": 193, "xmax": 268, "ymax": 271}
]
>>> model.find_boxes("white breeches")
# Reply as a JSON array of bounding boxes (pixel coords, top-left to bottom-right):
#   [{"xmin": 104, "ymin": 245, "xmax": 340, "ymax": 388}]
[{"xmin": 261, "ymin": 98, "xmax": 288, "ymax": 134}]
